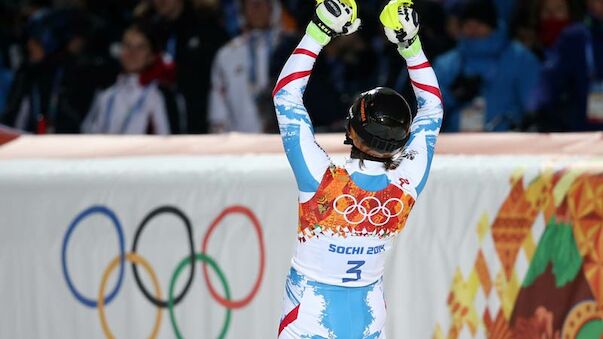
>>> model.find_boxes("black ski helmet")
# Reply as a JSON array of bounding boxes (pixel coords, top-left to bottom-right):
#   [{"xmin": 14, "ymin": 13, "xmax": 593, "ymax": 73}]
[{"xmin": 345, "ymin": 87, "xmax": 413, "ymax": 154}]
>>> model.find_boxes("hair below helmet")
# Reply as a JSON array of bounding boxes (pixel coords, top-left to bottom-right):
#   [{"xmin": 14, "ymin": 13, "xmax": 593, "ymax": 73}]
[{"xmin": 346, "ymin": 87, "xmax": 412, "ymax": 154}]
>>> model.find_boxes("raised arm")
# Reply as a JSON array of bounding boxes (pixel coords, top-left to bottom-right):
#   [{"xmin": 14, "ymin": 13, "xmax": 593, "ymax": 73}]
[
  {"xmin": 273, "ymin": 0, "xmax": 361, "ymax": 197},
  {"xmin": 380, "ymin": 0, "xmax": 443, "ymax": 197},
  {"xmin": 398, "ymin": 40, "xmax": 443, "ymax": 196}
]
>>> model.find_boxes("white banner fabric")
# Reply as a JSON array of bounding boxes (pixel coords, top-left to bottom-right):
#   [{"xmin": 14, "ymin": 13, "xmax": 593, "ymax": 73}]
[{"xmin": 0, "ymin": 154, "xmax": 598, "ymax": 339}]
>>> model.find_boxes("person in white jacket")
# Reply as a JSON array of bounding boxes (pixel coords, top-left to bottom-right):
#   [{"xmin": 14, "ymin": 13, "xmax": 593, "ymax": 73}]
[
  {"xmin": 82, "ymin": 23, "xmax": 170, "ymax": 134},
  {"xmin": 208, "ymin": 0, "xmax": 282, "ymax": 133}
]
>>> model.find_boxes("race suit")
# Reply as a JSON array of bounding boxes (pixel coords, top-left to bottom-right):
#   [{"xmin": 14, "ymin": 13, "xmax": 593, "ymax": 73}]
[{"xmin": 273, "ymin": 34, "xmax": 443, "ymax": 339}]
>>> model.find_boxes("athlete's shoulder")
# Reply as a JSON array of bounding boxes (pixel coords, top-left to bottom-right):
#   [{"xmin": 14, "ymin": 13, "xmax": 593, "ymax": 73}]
[{"xmin": 386, "ymin": 167, "xmax": 417, "ymax": 198}]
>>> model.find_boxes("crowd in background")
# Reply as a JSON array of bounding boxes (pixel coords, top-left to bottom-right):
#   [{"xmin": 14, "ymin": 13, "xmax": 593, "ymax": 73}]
[{"xmin": 0, "ymin": 0, "xmax": 602, "ymax": 135}]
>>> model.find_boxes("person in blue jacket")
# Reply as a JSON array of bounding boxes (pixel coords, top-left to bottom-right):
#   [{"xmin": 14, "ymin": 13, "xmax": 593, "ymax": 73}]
[
  {"xmin": 444, "ymin": 0, "xmax": 516, "ymax": 24},
  {"xmin": 434, "ymin": 0, "xmax": 541, "ymax": 132},
  {"xmin": 534, "ymin": 0, "xmax": 603, "ymax": 131}
]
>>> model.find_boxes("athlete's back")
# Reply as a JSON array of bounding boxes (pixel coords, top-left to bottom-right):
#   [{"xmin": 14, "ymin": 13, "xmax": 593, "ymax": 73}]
[{"xmin": 273, "ymin": 0, "xmax": 442, "ymax": 337}]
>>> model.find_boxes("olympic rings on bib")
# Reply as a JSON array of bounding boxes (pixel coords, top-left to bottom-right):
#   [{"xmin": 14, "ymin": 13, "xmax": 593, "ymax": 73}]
[
  {"xmin": 61, "ymin": 204, "xmax": 265, "ymax": 339},
  {"xmin": 131, "ymin": 206, "xmax": 195, "ymax": 308},
  {"xmin": 333, "ymin": 194, "xmax": 405, "ymax": 226}
]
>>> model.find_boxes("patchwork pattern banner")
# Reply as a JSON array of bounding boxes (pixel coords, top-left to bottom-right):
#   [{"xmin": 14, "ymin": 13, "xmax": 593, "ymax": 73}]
[{"xmin": 433, "ymin": 166, "xmax": 603, "ymax": 339}]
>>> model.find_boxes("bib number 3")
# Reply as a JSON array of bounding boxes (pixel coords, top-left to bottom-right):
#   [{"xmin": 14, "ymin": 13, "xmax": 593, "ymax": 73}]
[{"xmin": 342, "ymin": 260, "xmax": 365, "ymax": 283}]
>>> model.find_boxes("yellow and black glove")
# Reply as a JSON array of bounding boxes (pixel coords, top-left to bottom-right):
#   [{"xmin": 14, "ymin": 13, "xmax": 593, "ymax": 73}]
[
  {"xmin": 379, "ymin": 0, "xmax": 420, "ymax": 50},
  {"xmin": 306, "ymin": 0, "xmax": 362, "ymax": 46}
]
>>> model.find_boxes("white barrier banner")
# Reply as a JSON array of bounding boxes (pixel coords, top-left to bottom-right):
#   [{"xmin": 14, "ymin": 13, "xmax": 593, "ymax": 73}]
[{"xmin": 0, "ymin": 155, "xmax": 602, "ymax": 339}]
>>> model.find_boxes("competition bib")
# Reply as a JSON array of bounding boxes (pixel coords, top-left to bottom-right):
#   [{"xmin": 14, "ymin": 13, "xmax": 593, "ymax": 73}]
[
  {"xmin": 292, "ymin": 235, "xmax": 392, "ymax": 286},
  {"xmin": 293, "ymin": 167, "xmax": 416, "ymax": 286}
]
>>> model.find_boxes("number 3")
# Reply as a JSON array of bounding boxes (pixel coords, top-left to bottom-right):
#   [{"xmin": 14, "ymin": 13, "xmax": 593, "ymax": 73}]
[{"xmin": 342, "ymin": 260, "xmax": 365, "ymax": 283}]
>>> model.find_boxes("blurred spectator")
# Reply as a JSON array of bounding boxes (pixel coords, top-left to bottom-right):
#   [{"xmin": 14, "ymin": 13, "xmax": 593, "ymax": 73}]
[
  {"xmin": 587, "ymin": 0, "xmax": 603, "ymax": 127},
  {"xmin": 512, "ymin": 0, "xmax": 585, "ymax": 59},
  {"xmin": 219, "ymin": 0, "xmax": 243, "ymax": 37},
  {"xmin": 535, "ymin": 0, "xmax": 573, "ymax": 51},
  {"xmin": 0, "ymin": 56, "xmax": 13, "ymax": 117},
  {"xmin": 0, "ymin": 4, "xmax": 16, "ymax": 109},
  {"xmin": 279, "ymin": 0, "xmax": 314, "ymax": 32},
  {"xmin": 1, "ymin": 9, "xmax": 97, "ymax": 133},
  {"xmin": 445, "ymin": 0, "xmax": 516, "ymax": 44},
  {"xmin": 1, "ymin": 0, "xmax": 597, "ymax": 135},
  {"xmin": 0, "ymin": 3, "xmax": 15, "ymax": 116},
  {"xmin": 209, "ymin": 0, "xmax": 284, "ymax": 133},
  {"xmin": 434, "ymin": 0, "xmax": 541, "ymax": 132},
  {"xmin": 444, "ymin": 0, "xmax": 517, "ymax": 24},
  {"xmin": 83, "ymin": 0, "xmax": 141, "ymax": 56},
  {"xmin": 415, "ymin": 0, "xmax": 456, "ymax": 60},
  {"xmin": 56, "ymin": 9, "xmax": 122, "ymax": 133},
  {"xmin": 136, "ymin": 0, "xmax": 228, "ymax": 133},
  {"xmin": 81, "ymin": 23, "xmax": 177, "ymax": 134},
  {"xmin": 533, "ymin": 0, "xmax": 603, "ymax": 131}
]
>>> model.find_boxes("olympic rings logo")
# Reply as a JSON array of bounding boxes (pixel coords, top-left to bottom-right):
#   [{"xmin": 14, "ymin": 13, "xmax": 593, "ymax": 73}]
[
  {"xmin": 333, "ymin": 194, "xmax": 404, "ymax": 226},
  {"xmin": 61, "ymin": 205, "xmax": 265, "ymax": 339}
]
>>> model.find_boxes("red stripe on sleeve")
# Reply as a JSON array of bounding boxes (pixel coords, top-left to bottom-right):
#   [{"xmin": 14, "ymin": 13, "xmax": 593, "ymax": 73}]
[
  {"xmin": 293, "ymin": 48, "xmax": 318, "ymax": 58},
  {"xmin": 278, "ymin": 304, "xmax": 300, "ymax": 336},
  {"xmin": 272, "ymin": 70, "xmax": 312, "ymax": 97},
  {"xmin": 411, "ymin": 80, "xmax": 443, "ymax": 102},
  {"xmin": 408, "ymin": 61, "xmax": 431, "ymax": 70}
]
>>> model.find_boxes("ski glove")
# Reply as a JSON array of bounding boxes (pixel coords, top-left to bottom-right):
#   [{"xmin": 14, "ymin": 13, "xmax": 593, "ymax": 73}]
[
  {"xmin": 306, "ymin": 0, "xmax": 361, "ymax": 46},
  {"xmin": 380, "ymin": 0, "xmax": 419, "ymax": 48}
]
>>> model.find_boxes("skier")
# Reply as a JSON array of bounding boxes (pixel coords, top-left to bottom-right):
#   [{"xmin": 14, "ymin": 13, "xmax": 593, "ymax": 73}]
[{"xmin": 273, "ymin": 0, "xmax": 443, "ymax": 337}]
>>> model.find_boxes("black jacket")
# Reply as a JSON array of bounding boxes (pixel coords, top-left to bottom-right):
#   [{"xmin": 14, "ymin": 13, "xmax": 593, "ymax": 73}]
[
  {"xmin": 150, "ymin": 5, "xmax": 228, "ymax": 133},
  {"xmin": 2, "ymin": 53, "xmax": 118, "ymax": 133}
]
